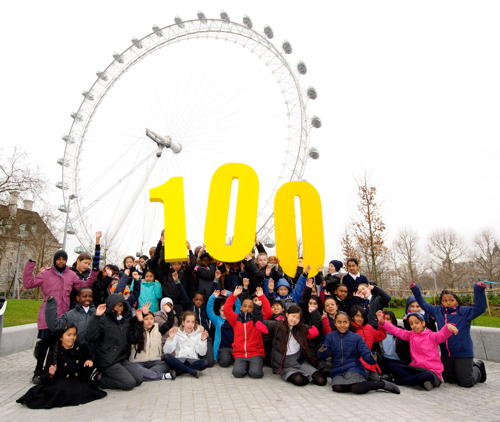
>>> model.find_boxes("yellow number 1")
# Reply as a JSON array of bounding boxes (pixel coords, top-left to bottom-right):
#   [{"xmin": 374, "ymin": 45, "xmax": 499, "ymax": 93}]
[
  {"xmin": 274, "ymin": 181, "xmax": 325, "ymax": 278},
  {"xmin": 149, "ymin": 177, "xmax": 188, "ymax": 262}
]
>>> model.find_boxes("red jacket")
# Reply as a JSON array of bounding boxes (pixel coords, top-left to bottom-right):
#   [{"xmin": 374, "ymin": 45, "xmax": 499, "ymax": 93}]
[
  {"xmin": 352, "ymin": 321, "xmax": 386, "ymax": 373},
  {"xmin": 224, "ymin": 293, "xmax": 272, "ymax": 359}
]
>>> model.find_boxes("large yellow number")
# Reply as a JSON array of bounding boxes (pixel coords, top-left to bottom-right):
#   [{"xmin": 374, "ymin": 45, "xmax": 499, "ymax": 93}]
[
  {"xmin": 149, "ymin": 177, "xmax": 188, "ymax": 262},
  {"xmin": 204, "ymin": 163, "xmax": 259, "ymax": 263},
  {"xmin": 274, "ymin": 181, "xmax": 325, "ymax": 278}
]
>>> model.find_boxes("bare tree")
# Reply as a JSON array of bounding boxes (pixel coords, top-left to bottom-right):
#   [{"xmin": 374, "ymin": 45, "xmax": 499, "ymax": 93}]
[
  {"xmin": 0, "ymin": 146, "xmax": 47, "ymax": 204},
  {"xmin": 341, "ymin": 228, "xmax": 360, "ymax": 262},
  {"xmin": 352, "ymin": 174, "xmax": 388, "ymax": 283},
  {"xmin": 392, "ymin": 228, "xmax": 421, "ymax": 284},
  {"xmin": 428, "ymin": 229, "xmax": 466, "ymax": 288},
  {"xmin": 473, "ymin": 229, "xmax": 500, "ymax": 283}
]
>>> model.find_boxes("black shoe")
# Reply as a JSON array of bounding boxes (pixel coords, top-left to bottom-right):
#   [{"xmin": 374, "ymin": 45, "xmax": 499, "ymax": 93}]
[
  {"xmin": 31, "ymin": 372, "xmax": 42, "ymax": 385},
  {"xmin": 191, "ymin": 370, "xmax": 201, "ymax": 379},
  {"xmin": 423, "ymin": 381, "xmax": 434, "ymax": 391},
  {"xmin": 382, "ymin": 380, "xmax": 400, "ymax": 394},
  {"xmin": 474, "ymin": 360, "xmax": 487, "ymax": 383},
  {"xmin": 170, "ymin": 370, "xmax": 176, "ymax": 380}
]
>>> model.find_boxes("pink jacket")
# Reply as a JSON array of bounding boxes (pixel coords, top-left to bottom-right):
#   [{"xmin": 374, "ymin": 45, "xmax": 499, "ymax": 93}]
[
  {"xmin": 380, "ymin": 320, "xmax": 453, "ymax": 378},
  {"xmin": 23, "ymin": 260, "xmax": 96, "ymax": 330}
]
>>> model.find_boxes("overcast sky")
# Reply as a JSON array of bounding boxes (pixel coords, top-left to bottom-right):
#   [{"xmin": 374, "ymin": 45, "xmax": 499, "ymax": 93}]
[{"xmin": 1, "ymin": 0, "xmax": 499, "ymax": 262}]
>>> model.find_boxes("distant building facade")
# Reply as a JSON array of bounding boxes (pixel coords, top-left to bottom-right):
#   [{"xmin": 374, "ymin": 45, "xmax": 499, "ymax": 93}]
[{"xmin": 0, "ymin": 192, "xmax": 60, "ymax": 296}]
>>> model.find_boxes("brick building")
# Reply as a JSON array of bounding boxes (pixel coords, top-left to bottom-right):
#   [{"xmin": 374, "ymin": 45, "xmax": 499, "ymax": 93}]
[{"xmin": 0, "ymin": 192, "xmax": 60, "ymax": 296}]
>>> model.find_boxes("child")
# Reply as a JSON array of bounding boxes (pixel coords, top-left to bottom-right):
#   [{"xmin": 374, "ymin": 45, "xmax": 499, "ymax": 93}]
[
  {"xmin": 349, "ymin": 305, "xmax": 386, "ymax": 375},
  {"xmin": 17, "ymin": 324, "xmax": 106, "ymax": 408},
  {"xmin": 379, "ymin": 310, "xmax": 410, "ymax": 365},
  {"xmin": 353, "ymin": 282, "xmax": 391, "ymax": 328},
  {"xmin": 154, "ymin": 297, "xmax": 176, "ymax": 344},
  {"xmin": 257, "ymin": 305, "xmax": 326, "ymax": 387},
  {"xmin": 332, "ymin": 284, "xmax": 352, "ymax": 313},
  {"xmin": 321, "ymin": 297, "xmax": 339, "ymax": 335},
  {"xmin": 264, "ymin": 268, "xmax": 308, "ymax": 309},
  {"xmin": 376, "ymin": 310, "xmax": 459, "ymax": 390},
  {"xmin": 92, "ymin": 264, "xmax": 120, "ymax": 306},
  {"xmin": 224, "ymin": 286, "xmax": 272, "ymax": 378},
  {"xmin": 324, "ymin": 259, "xmax": 343, "ymax": 286},
  {"xmin": 206, "ymin": 290, "xmax": 241, "ymax": 367},
  {"xmin": 410, "ymin": 281, "xmax": 487, "ymax": 387},
  {"xmin": 45, "ymin": 287, "xmax": 95, "ymax": 345},
  {"xmin": 193, "ymin": 252, "xmax": 217, "ymax": 298},
  {"xmin": 23, "ymin": 250, "xmax": 96, "ymax": 384},
  {"xmin": 318, "ymin": 312, "xmax": 400, "ymax": 394},
  {"xmin": 270, "ymin": 299, "xmax": 286, "ymax": 321},
  {"xmin": 342, "ymin": 258, "xmax": 369, "ymax": 295},
  {"xmin": 130, "ymin": 308, "xmax": 176, "ymax": 381},
  {"xmin": 163, "ymin": 311, "xmax": 209, "ymax": 378},
  {"xmin": 86, "ymin": 294, "xmax": 143, "ymax": 390},
  {"xmin": 188, "ymin": 291, "xmax": 212, "ymax": 332},
  {"xmin": 130, "ymin": 270, "xmax": 163, "ymax": 312},
  {"xmin": 404, "ymin": 295, "xmax": 437, "ymax": 332}
]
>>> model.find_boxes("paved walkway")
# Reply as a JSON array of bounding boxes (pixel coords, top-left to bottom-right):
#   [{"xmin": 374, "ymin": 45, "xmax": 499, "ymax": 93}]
[{"xmin": 1, "ymin": 350, "xmax": 499, "ymax": 421}]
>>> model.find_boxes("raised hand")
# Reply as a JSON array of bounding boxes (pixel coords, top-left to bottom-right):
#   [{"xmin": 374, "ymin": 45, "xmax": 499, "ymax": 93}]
[
  {"xmin": 447, "ymin": 324, "xmax": 459, "ymax": 335},
  {"xmin": 132, "ymin": 271, "xmax": 140, "ymax": 281},
  {"xmin": 306, "ymin": 278, "xmax": 314, "ymax": 289},
  {"xmin": 233, "ymin": 285, "xmax": 243, "ymax": 297},
  {"xmin": 160, "ymin": 229, "xmax": 165, "ymax": 245},
  {"xmin": 242, "ymin": 278, "xmax": 250, "ymax": 289},
  {"xmin": 245, "ymin": 254, "xmax": 253, "ymax": 261},
  {"xmin": 213, "ymin": 290, "xmax": 220, "ymax": 298},
  {"xmin": 255, "ymin": 286, "xmax": 264, "ymax": 297},
  {"xmin": 141, "ymin": 302, "xmax": 151, "ymax": 315},
  {"xmin": 168, "ymin": 327, "xmax": 178, "ymax": 338},
  {"xmin": 124, "ymin": 268, "xmax": 130, "ymax": 277},
  {"xmin": 172, "ymin": 271, "xmax": 179, "ymax": 282},
  {"xmin": 304, "ymin": 265, "xmax": 311, "ymax": 274},
  {"xmin": 95, "ymin": 231, "xmax": 102, "ymax": 244},
  {"xmin": 95, "ymin": 304, "xmax": 107, "ymax": 317},
  {"xmin": 376, "ymin": 310, "xmax": 385, "ymax": 323},
  {"xmin": 84, "ymin": 360, "xmax": 94, "ymax": 368},
  {"xmin": 48, "ymin": 365, "xmax": 57, "ymax": 376},
  {"xmin": 221, "ymin": 289, "xmax": 228, "ymax": 297},
  {"xmin": 322, "ymin": 311, "xmax": 328, "ymax": 319},
  {"xmin": 477, "ymin": 281, "xmax": 487, "ymax": 288},
  {"xmin": 215, "ymin": 269, "xmax": 222, "ymax": 280},
  {"xmin": 186, "ymin": 240, "xmax": 191, "ymax": 250},
  {"xmin": 201, "ymin": 330, "xmax": 209, "ymax": 341}
]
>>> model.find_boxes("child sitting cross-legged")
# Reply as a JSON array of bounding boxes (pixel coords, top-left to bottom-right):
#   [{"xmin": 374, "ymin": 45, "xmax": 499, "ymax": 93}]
[
  {"xmin": 163, "ymin": 311, "xmax": 209, "ymax": 378},
  {"xmin": 376, "ymin": 310, "xmax": 459, "ymax": 390}
]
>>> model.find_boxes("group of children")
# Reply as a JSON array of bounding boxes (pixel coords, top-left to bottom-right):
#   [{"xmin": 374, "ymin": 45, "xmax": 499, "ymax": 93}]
[{"xmin": 16, "ymin": 231, "xmax": 488, "ymax": 408}]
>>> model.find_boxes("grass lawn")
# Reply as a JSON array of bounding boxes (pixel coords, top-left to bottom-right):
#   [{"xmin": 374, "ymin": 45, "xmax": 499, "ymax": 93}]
[
  {"xmin": 2, "ymin": 299, "xmax": 41, "ymax": 327},
  {"xmin": 1, "ymin": 300, "xmax": 499, "ymax": 328},
  {"xmin": 386, "ymin": 307, "xmax": 500, "ymax": 328}
]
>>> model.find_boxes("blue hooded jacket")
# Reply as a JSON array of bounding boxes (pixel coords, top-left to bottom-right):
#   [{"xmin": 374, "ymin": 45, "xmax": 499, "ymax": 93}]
[
  {"xmin": 318, "ymin": 330, "xmax": 376, "ymax": 377},
  {"xmin": 264, "ymin": 274, "xmax": 307, "ymax": 305},
  {"xmin": 410, "ymin": 284, "xmax": 486, "ymax": 358}
]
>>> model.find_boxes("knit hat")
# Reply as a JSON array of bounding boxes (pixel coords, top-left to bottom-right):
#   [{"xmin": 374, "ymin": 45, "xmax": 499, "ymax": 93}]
[
  {"xmin": 329, "ymin": 260, "xmax": 343, "ymax": 272},
  {"xmin": 275, "ymin": 278, "xmax": 291, "ymax": 292},
  {"xmin": 53, "ymin": 250, "xmax": 68, "ymax": 271}
]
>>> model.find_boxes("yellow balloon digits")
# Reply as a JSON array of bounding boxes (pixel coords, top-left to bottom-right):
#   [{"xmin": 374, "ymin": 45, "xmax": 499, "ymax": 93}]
[{"xmin": 149, "ymin": 163, "xmax": 325, "ymax": 277}]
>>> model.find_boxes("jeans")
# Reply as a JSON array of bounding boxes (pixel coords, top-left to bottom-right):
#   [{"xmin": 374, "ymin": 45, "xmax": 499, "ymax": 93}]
[{"xmin": 164, "ymin": 354, "xmax": 208, "ymax": 376}]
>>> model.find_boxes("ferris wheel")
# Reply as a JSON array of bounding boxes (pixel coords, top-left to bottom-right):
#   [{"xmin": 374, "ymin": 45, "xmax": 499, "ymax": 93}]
[{"xmin": 56, "ymin": 11, "xmax": 322, "ymax": 261}]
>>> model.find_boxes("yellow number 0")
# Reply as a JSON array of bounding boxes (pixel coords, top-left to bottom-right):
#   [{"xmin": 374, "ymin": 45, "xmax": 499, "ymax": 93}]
[
  {"xmin": 204, "ymin": 163, "xmax": 259, "ymax": 263},
  {"xmin": 150, "ymin": 163, "xmax": 325, "ymax": 275},
  {"xmin": 274, "ymin": 181, "xmax": 325, "ymax": 278}
]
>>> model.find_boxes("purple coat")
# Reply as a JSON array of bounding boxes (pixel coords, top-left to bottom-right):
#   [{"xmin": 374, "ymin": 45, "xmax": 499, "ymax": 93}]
[{"xmin": 23, "ymin": 260, "xmax": 97, "ymax": 330}]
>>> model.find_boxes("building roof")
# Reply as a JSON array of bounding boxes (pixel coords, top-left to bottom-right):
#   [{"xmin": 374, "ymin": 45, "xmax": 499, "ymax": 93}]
[{"xmin": 0, "ymin": 204, "xmax": 60, "ymax": 245}]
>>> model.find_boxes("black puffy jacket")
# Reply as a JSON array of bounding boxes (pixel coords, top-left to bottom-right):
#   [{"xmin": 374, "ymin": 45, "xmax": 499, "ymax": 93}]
[{"xmin": 86, "ymin": 294, "xmax": 140, "ymax": 368}]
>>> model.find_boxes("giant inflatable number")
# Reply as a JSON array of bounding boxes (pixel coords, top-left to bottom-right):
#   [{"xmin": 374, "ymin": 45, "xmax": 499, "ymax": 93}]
[
  {"xmin": 274, "ymin": 181, "xmax": 325, "ymax": 278},
  {"xmin": 204, "ymin": 163, "xmax": 259, "ymax": 263},
  {"xmin": 150, "ymin": 163, "xmax": 325, "ymax": 276}
]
